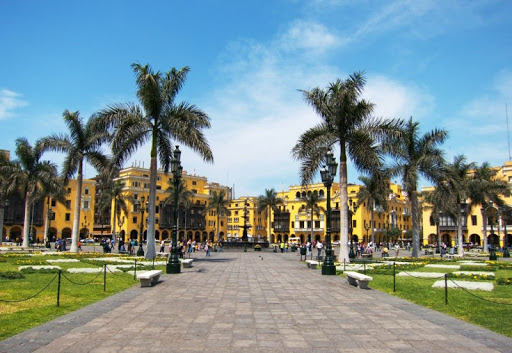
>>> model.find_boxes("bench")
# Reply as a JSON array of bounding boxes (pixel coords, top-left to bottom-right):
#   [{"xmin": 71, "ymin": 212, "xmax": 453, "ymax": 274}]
[
  {"xmin": 361, "ymin": 253, "xmax": 372, "ymax": 259},
  {"xmin": 137, "ymin": 270, "xmax": 163, "ymax": 287},
  {"xmin": 445, "ymin": 254, "xmax": 462, "ymax": 260},
  {"xmin": 305, "ymin": 260, "xmax": 320, "ymax": 269},
  {"xmin": 119, "ymin": 250, "xmax": 129, "ymax": 255},
  {"xmin": 344, "ymin": 271, "xmax": 373, "ymax": 289},
  {"xmin": 156, "ymin": 252, "xmax": 169, "ymax": 258},
  {"xmin": 179, "ymin": 259, "xmax": 193, "ymax": 268}
]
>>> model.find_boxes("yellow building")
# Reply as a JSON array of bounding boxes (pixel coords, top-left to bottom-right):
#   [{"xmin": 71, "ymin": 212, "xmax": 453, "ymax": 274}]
[
  {"xmin": 112, "ymin": 166, "xmax": 231, "ymax": 243},
  {"xmin": 2, "ymin": 178, "xmax": 96, "ymax": 243},
  {"xmin": 269, "ymin": 181, "xmax": 412, "ymax": 246},
  {"xmin": 226, "ymin": 197, "xmax": 267, "ymax": 242},
  {"xmin": 422, "ymin": 161, "xmax": 512, "ymax": 248}
]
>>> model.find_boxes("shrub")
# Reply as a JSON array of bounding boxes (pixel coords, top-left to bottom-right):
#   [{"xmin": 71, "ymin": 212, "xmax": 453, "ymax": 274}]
[{"xmin": 0, "ymin": 271, "xmax": 25, "ymax": 279}]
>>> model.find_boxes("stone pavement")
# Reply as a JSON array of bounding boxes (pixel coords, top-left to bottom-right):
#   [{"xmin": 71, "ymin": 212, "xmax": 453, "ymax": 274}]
[{"xmin": 1, "ymin": 250, "xmax": 511, "ymax": 353}]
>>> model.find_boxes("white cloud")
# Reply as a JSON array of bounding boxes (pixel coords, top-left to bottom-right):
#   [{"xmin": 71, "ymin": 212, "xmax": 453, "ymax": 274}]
[
  {"xmin": 364, "ymin": 76, "xmax": 435, "ymax": 120},
  {"xmin": 0, "ymin": 89, "xmax": 28, "ymax": 119},
  {"xmin": 278, "ymin": 20, "xmax": 343, "ymax": 54}
]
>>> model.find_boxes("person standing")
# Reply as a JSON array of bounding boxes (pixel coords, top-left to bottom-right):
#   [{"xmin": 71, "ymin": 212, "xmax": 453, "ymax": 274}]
[
  {"xmin": 160, "ymin": 240, "xmax": 165, "ymax": 253},
  {"xmin": 316, "ymin": 240, "xmax": 323, "ymax": 259}
]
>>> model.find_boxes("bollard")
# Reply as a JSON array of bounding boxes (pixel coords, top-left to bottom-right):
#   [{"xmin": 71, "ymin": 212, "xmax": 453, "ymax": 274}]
[
  {"xmin": 104, "ymin": 264, "xmax": 107, "ymax": 292},
  {"xmin": 134, "ymin": 260, "xmax": 137, "ymax": 280},
  {"xmin": 393, "ymin": 262, "xmax": 396, "ymax": 292},
  {"xmin": 445, "ymin": 273, "xmax": 448, "ymax": 305},
  {"xmin": 363, "ymin": 261, "xmax": 366, "ymax": 275},
  {"xmin": 57, "ymin": 270, "xmax": 61, "ymax": 307}
]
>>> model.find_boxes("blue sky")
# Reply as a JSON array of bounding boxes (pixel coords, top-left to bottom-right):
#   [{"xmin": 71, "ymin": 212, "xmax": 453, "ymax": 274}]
[{"xmin": 1, "ymin": 0, "xmax": 511, "ymax": 197}]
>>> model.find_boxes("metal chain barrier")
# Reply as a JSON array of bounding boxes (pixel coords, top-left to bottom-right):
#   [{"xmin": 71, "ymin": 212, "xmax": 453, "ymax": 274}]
[
  {"xmin": 0, "ymin": 273, "xmax": 58, "ymax": 303},
  {"xmin": 106, "ymin": 266, "xmax": 127, "ymax": 277},
  {"xmin": 61, "ymin": 267, "xmax": 105, "ymax": 285},
  {"xmin": 447, "ymin": 278, "xmax": 512, "ymax": 306}
]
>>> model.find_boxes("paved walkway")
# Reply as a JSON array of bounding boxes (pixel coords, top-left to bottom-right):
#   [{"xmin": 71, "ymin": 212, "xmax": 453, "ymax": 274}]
[{"xmin": 1, "ymin": 250, "xmax": 511, "ymax": 353}]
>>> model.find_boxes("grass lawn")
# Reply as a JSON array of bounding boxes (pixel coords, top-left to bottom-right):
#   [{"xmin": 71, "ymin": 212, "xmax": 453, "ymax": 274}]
[
  {"xmin": 344, "ymin": 258, "xmax": 512, "ymax": 338},
  {"xmin": 0, "ymin": 252, "xmax": 165, "ymax": 341}
]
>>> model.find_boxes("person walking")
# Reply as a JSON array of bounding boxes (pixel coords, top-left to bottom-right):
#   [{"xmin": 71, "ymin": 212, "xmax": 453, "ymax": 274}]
[
  {"xmin": 160, "ymin": 240, "xmax": 165, "ymax": 253},
  {"xmin": 316, "ymin": 240, "xmax": 323, "ymax": 259}
]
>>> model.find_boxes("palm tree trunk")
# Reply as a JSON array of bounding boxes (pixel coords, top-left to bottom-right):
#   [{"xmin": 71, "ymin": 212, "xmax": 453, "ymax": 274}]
[
  {"xmin": 410, "ymin": 190, "xmax": 420, "ymax": 258},
  {"xmin": 457, "ymin": 205, "xmax": 464, "ymax": 256},
  {"xmin": 70, "ymin": 160, "xmax": 83, "ymax": 253},
  {"xmin": 371, "ymin": 206, "xmax": 375, "ymax": 251},
  {"xmin": 22, "ymin": 194, "xmax": 31, "ymax": 248},
  {"xmin": 111, "ymin": 201, "xmax": 117, "ymax": 245},
  {"xmin": 43, "ymin": 200, "xmax": 50, "ymax": 245},
  {"xmin": 216, "ymin": 212, "xmax": 220, "ymax": 241},
  {"xmin": 338, "ymin": 150, "xmax": 349, "ymax": 263},
  {"xmin": 0, "ymin": 203, "xmax": 5, "ymax": 242},
  {"xmin": 482, "ymin": 209, "xmax": 488, "ymax": 252},
  {"xmin": 310, "ymin": 209, "xmax": 314, "ymax": 243},
  {"xmin": 267, "ymin": 206, "xmax": 271, "ymax": 242},
  {"xmin": 146, "ymin": 153, "xmax": 157, "ymax": 259}
]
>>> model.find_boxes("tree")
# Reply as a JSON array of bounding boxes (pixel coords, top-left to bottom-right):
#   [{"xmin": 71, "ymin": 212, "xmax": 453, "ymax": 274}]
[
  {"xmin": 467, "ymin": 162, "xmax": 510, "ymax": 251},
  {"xmin": 256, "ymin": 188, "xmax": 284, "ymax": 242},
  {"xmin": 0, "ymin": 152, "xmax": 13, "ymax": 242},
  {"xmin": 206, "ymin": 190, "xmax": 229, "ymax": 242},
  {"xmin": 39, "ymin": 111, "xmax": 108, "ymax": 252},
  {"xmin": 0, "ymin": 138, "xmax": 59, "ymax": 248},
  {"xmin": 41, "ymin": 176, "xmax": 66, "ymax": 245},
  {"xmin": 97, "ymin": 63, "xmax": 213, "ymax": 259},
  {"xmin": 301, "ymin": 190, "xmax": 324, "ymax": 243},
  {"xmin": 163, "ymin": 178, "xmax": 193, "ymax": 237},
  {"xmin": 356, "ymin": 170, "xmax": 390, "ymax": 250},
  {"xmin": 109, "ymin": 180, "xmax": 129, "ymax": 243},
  {"xmin": 422, "ymin": 186, "xmax": 457, "ymax": 253},
  {"xmin": 292, "ymin": 72, "xmax": 399, "ymax": 262},
  {"xmin": 384, "ymin": 117, "xmax": 447, "ymax": 257},
  {"xmin": 439, "ymin": 155, "xmax": 476, "ymax": 256}
]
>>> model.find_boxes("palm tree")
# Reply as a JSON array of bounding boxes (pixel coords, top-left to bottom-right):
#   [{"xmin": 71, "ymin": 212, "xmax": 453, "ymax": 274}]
[
  {"xmin": 301, "ymin": 190, "xmax": 324, "ymax": 243},
  {"xmin": 0, "ymin": 152, "xmax": 12, "ymax": 242},
  {"xmin": 384, "ymin": 117, "xmax": 448, "ymax": 257},
  {"xmin": 439, "ymin": 155, "xmax": 477, "ymax": 256},
  {"xmin": 256, "ymin": 188, "xmax": 284, "ymax": 243},
  {"xmin": 292, "ymin": 72, "xmax": 399, "ymax": 262},
  {"xmin": 0, "ymin": 138, "xmax": 59, "ymax": 248},
  {"xmin": 422, "ymin": 184, "xmax": 458, "ymax": 253},
  {"xmin": 108, "ymin": 180, "xmax": 130, "ymax": 243},
  {"xmin": 39, "ymin": 110, "xmax": 108, "ymax": 253},
  {"xmin": 41, "ymin": 176, "xmax": 66, "ymax": 245},
  {"xmin": 163, "ymin": 178, "xmax": 193, "ymax": 237},
  {"xmin": 356, "ymin": 170, "xmax": 390, "ymax": 251},
  {"xmin": 96, "ymin": 63, "xmax": 213, "ymax": 259},
  {"xmin": 206, "ymin": 190, "xmax": 229, "ymax": 241},
  {"xmin": 467, "ymin": 162, "xmax": 510, "ymax": 251}
]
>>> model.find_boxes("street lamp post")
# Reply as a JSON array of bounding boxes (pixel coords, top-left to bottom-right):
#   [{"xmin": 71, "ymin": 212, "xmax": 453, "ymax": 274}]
[
  {"xmin": 167, "ymin": 146, "xmax": 182, "ymax": 274},
  {"xmin": 242, "ymin": 199, "xmax": 251, "ymax": 251},
  {"xmin": 349, "ymin": 204, "xmax": 357, "ymax": 259},
  {"xmin": 137, "ymin": 196, "xmax": 146, "ymax": 256},
  {"xmin": 364, "ymin": 221, "xmax": 370, "ymax": 244},
  {"xmin": 486, "ymin": 202, "xmax": 498, "ymax": 261},
  {"xmin": 320, "ymin": 151, "xmax": 337, "ymax": 275}
]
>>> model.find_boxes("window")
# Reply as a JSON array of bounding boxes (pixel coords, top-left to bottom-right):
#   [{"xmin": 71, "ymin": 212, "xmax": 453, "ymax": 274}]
[
  {"xmin": 191, "ymin": 189, "xmax": 197, "ymax": 194},
  {"xmin": 84, "ymin": 187, "xmax": 89, "ymax": 195},
  {"xmin": 234, "ymin": 218, "xmax": 239, "ymax": 223},
  {"xmin": 51, "ymin": 199, "xmax": 56, "ymax": 207},
  {"xmin": 65, "ymin": 200, "xmax": 71, "ymax": 209},
  {"xmin": 156, "ymin": 206, "xmax": 159, "ymax": 214},
  {"xmin": 315, "ymin": 220, "xmax": 320, "ymax": 228},
  {"xmin": 134, "ymin": 194, "xmax": 138, "ymax": 200},
  {"xmin": 291, "ymin": 221, "xmax": 294, "ymax": 228},
  {"xmin": 83, "ymin": 201, "xmax": 89, "ymax": 210},
  {"xmin": 471, "ymin": 215, "xmax": 477, "ymax": 226},
  {"xmin": 353, "ymin": 220, "xmax": 357, "ymax": 228},
  {"xmin": 221, "ymin": 221, "xmax": 223, "ymax": 226},
  {"xmin": 67, "ymin": 187, "xmax": 71, "ymax": 194},
  {"xmin": 65, "ymin": 213, "xmax": 71, "ymax": 221},
  {"xmin": 192, "ymin": 181, "xmax": 197, "ymax": 185},
  {"xmin": 156, "ymin": 185, "xmax": 161, "ymax": 190},
  {"xmin": 133, "ymin": 217, "xmax": 137, "ymax": 224},
  {"xmin": 299, "ymin": 221, "xmax": 304, "ymax": 228}
]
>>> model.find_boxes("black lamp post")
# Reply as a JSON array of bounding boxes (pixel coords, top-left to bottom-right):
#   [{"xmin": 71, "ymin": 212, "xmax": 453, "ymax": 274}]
[
  {"xmin": 486, "ymin": 203, "xmax": 498, "ymax": 261},
  {"xmin": 242, "ymin": 198, "xmax": 251, "ymax": 251},
  {"xmin": 364, "ymin": 221, "xmax": 370, "ymax": 244},
  {"xmin": 349, "ymin": 204, "xmax": 357, "ymax": 259},
  {"xmin": 137, "ymin": 196, "xmax": 146, "ymax": 256},
  {"xmin": 46, "ymin": 206, "xmax": 54, "ymax": 248},
  {"xmin": 320, "ymin": 150, "xmax": 337, "ymax": 275},
  {"xmin": 167, "ymin": 146, "xmax": 182, "ymax": 274}
]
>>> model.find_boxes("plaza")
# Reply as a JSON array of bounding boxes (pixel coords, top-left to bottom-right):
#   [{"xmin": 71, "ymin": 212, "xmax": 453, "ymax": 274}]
[{"xmin": 1, "ymin": 249, "xmax": 511, "ymax": 353}]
